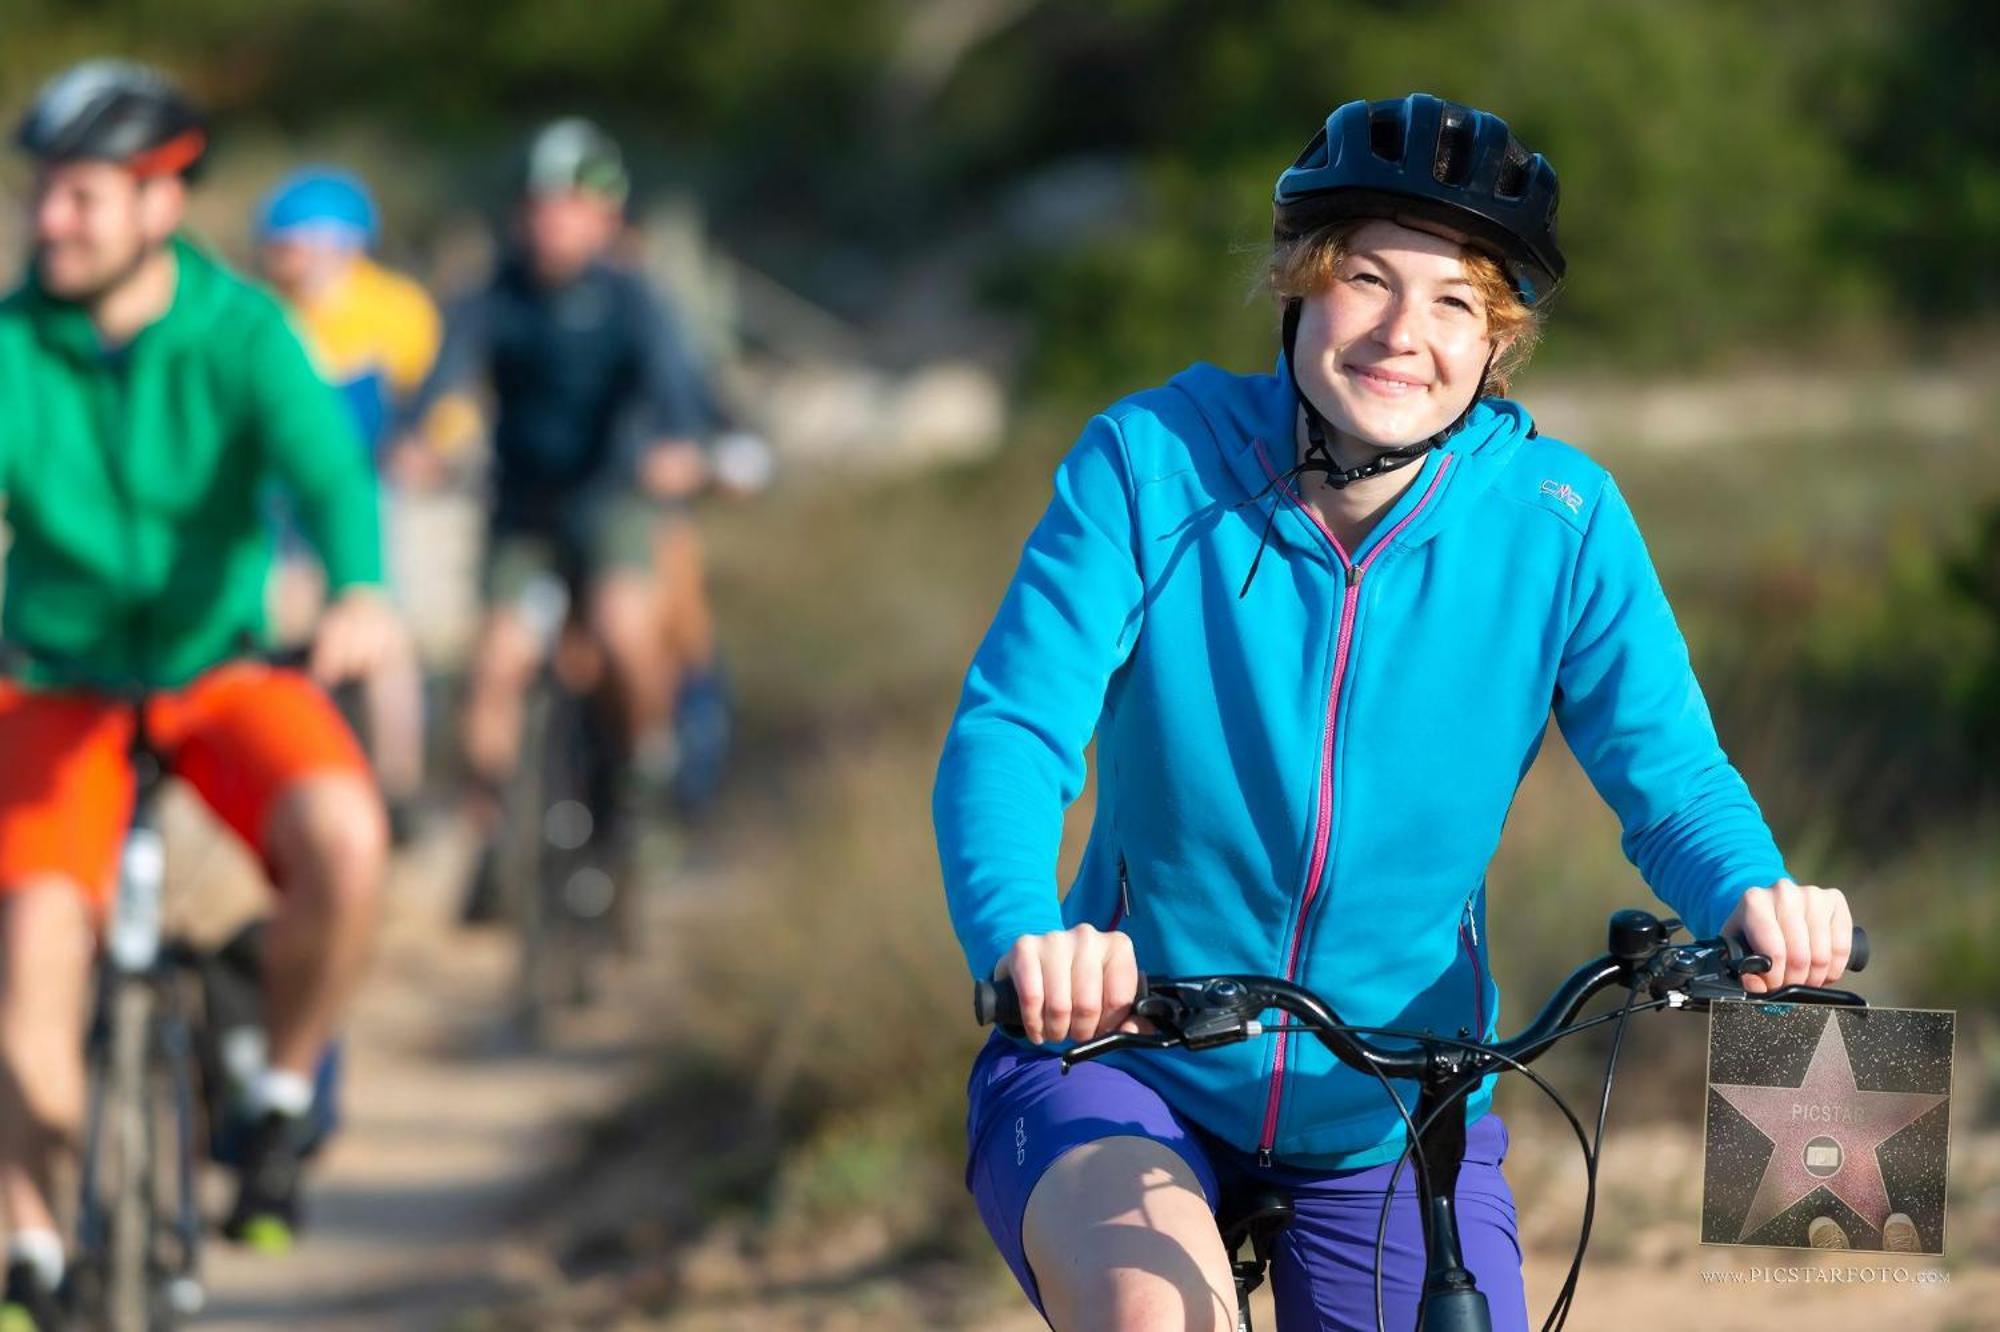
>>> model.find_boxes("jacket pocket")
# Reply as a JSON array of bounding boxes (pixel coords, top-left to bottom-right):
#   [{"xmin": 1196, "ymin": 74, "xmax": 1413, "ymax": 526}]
[
  {"xmin": 1459, "ymin": 891, "xmax": 1487, "ymax": 1038},
  {"xmin": 1106, "ymin": 854, "xmax": 1132, "ymax": 931}
]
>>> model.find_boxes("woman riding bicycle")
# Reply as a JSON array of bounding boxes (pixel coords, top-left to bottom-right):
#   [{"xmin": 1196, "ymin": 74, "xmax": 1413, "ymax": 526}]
[{"xmin": 934, "ymin": 94, "xmax": 1858, "ymax": 1331}]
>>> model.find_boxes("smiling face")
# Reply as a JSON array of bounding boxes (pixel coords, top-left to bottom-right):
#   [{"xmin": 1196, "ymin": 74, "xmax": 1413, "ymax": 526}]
[{"xmin": 1287, "ymin": 218, "xmax": 1511, "ymax": 452}]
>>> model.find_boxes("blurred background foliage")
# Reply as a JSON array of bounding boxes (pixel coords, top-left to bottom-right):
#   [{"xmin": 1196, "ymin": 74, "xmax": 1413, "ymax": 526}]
[{"xmin": 5, "ymin": 0, "xmax": 1999, "ymax": 398}]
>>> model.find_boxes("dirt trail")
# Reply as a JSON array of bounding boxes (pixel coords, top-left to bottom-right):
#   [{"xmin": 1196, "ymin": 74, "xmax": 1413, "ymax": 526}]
[{"xmin": 179, "ymin": 819, "xmax": 676, "ymax": 1331}]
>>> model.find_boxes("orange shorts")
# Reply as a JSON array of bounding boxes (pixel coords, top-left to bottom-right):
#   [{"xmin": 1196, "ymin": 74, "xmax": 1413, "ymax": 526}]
[{"xmin": 0, "ymin": 663, "xmax": 372, "ymax": 907}]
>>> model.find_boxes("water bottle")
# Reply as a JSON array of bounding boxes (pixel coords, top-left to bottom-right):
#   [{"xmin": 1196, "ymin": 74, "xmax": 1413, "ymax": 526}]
[{"xmin": 107, "ymin": 825, "xmax": 165, "ymax": 973}]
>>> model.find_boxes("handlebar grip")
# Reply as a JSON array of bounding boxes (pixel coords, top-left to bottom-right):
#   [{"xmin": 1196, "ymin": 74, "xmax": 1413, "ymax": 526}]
[
  {"xmin": 973, "ymin": 976, "xmax": 1019, "ymax": 1030},
  {"xmin": 973, "ymin": 972, "xmax": 1150, "ymax": 1035},
  {"xmin": 1731, "ymin": 922, "xmax": 1871, "ymax": 977}
]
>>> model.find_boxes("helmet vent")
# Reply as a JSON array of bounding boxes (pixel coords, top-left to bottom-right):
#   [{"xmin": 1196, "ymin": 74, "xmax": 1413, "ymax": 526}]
[
  {"xmin": 1368, "ymin": 110, "xmax": 1405, "ymax": 164},
  {"xmin": 1495, "ymin": 141, "xmax": 1533, "ymax": 200},
  {"xmin": 1433, "ymin": 105, "xmax": 1474, "ymax": 187},
  {"xmin": 1292, "ymin": 128, "xmax": 1329, "ymax": 171},
  {"xmin": 1274, "ymin": 95, "xmax": 1567, "ymax": 299}
]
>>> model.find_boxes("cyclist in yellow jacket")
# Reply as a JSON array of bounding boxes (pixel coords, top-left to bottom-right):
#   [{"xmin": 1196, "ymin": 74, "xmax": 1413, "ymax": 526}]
[{"xmin": 255, "ymin": 168, "xmax": 473, "ymax": 836}]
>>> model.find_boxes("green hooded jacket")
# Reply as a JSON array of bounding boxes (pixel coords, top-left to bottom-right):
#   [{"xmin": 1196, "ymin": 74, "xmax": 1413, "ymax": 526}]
[{"xmin": 0, "ymin": 236, "xmax": 381, "ymax": 687}]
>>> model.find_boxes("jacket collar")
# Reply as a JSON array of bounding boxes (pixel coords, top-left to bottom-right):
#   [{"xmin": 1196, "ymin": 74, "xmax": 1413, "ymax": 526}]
[
  {"xmin": 24, "ymin": 234, "xmax": 217, "ymax": 363},
  {"xmin": 1169, "ymin": 355, "xmax": 1534, "ymax": 562}
]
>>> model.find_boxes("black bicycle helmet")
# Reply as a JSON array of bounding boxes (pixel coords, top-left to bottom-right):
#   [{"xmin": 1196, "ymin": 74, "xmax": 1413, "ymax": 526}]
[
  {"xmin": 14, "ymin": 59, "xmax": 207, "ymax": 179},
  {"xmin": 1275, "ymin": 94, "xmax": 1562, "ymax": 304}
]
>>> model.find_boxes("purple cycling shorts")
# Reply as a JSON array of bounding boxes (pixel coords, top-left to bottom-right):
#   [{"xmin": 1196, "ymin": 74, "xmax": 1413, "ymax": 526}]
[{"xmin": 965, "ymin": 1032, "xmax": 1528, "ymax": 1331}]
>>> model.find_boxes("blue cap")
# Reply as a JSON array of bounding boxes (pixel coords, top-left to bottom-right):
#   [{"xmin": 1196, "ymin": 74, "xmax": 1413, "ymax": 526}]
[{"xmin": 256, "ymin": 167, "xmax": 379, "ymax": 248}]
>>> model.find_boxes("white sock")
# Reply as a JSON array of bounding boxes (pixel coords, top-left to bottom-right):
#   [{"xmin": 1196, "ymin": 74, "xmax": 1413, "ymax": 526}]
[
  {"xmin": 6, "ymin": 1228, "xmax": 64, "ymax": 1290},
  {"xmin": 247, "ymin": 1068, "xmax": 314, "ymax": 1120}
]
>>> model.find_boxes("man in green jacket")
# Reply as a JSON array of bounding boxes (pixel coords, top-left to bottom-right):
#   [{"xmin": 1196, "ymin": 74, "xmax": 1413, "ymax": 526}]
[{"xmin": 0, "ymin": 60, "xmax": 400, "ymax": 1325}]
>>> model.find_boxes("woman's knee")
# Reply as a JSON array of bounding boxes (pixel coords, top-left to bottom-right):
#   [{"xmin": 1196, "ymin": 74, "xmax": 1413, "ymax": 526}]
[{"xmin": 1022, "ymin": 1136, "xmax": 1235, "ymax": 1332}]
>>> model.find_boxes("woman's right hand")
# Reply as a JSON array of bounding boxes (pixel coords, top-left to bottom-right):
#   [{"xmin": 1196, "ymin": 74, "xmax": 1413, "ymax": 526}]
[{"xmin": 993, "ymin": 924, "xmax": 1141, "ymax": 1045}]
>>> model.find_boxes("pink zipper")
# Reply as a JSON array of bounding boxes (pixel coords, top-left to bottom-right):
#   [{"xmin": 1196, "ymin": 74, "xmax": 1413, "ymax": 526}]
[
  {"xmin": 1248, "ymin": 446, "xmax": 1452, "ymax": 1163},
  {"xmin": 1461, "ymin": 913, "xmax": 1485, "ymax": 1039}
]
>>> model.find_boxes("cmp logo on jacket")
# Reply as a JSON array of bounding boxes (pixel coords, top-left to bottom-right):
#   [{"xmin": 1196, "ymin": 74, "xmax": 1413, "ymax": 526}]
[{"xmin": 1539, "ymin": 478, "xmax": 1584, "ymax": 515}]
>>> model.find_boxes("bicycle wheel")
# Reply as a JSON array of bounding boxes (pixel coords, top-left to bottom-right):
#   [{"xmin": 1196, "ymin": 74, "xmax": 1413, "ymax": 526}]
[
  {"xmin": 540, "ymin": 681, "xmax": 603, "ymax": 1009},
  {"xmin": 508, "ymin": 679, "xmax": 601, "ymax": 1033},
  {"xmin": 504, "ymin": 682, "xmax": 557, "ymax": 1040},
  {"xmin": 579, "ymin": 687, "xmax": 641, "ymax": 966},
  {"xmin": 76, "ymin": 979, "xmax": 164, "ymax": 1332}
]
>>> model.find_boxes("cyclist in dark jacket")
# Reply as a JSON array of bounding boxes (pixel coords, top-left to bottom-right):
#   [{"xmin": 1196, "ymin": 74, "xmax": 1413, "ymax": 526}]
[{"xmin": 397, "ymin": 118, "xmax": 721, "ymax": 909}]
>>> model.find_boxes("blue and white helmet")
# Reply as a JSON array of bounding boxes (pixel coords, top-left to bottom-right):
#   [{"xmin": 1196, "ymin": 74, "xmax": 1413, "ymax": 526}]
[{"xmin": 256, "ymin": 167, "xmax": 379, "ymax": 249}]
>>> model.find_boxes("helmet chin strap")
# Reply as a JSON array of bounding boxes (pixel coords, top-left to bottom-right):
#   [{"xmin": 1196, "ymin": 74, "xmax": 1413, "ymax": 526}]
[
  {"xmin": 1237, "ymin": 301, "xmax": 1498, "ymax": 599},
  {"xmin": 1281, "ymin": 297, "xmax": 1495, "ymax": 490}
]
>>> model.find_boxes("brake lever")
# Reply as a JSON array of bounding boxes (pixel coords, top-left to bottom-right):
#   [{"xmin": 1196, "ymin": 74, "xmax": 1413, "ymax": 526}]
[
  {"xmin": 1650, "ymin": 938, "xmax": 1783, "ymax": 1009},
  {"xmin": 1061, "ymin": 1029, "xmax": 1183, "ymax": 1069},
  {"xmin": 1740, "ymin": 982, "xmax": 1866, "ymax": 1008},
  {"xmin": 1060, "ymin": 977, "xmax": 1277, "ymax": 1068},
  {"xmin": 1674, "ymin": 973, "xmax": 1868, "ymax": 1011}
]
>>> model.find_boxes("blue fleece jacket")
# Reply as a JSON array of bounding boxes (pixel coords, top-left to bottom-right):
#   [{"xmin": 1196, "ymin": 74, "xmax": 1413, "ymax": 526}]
[{"xmin": 933, "ymin": 358, "xmax": 1788, "ymax": 1168}]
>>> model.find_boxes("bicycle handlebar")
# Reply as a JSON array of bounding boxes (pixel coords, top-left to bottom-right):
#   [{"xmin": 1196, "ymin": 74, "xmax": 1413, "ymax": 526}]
[
  {"xmin": 972, "ymin": 910, "xmax": 1870, "ymax": 1332},
  {"xmin": 972, "ymin": 970, "xmax": 1156, "ymax": 1028},
  {"xmin": 973, "ymin": 911, "xmax": 1868, "ymax": 1080}
]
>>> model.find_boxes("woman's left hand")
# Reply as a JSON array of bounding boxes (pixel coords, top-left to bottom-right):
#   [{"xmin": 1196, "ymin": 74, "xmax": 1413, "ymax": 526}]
[{"xmin": 1720, "ymin": 879, "xmax": 1853, "ymax": 993}]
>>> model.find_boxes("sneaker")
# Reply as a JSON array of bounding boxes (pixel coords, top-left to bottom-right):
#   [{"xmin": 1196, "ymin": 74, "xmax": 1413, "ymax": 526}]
[
  {"xmin": 222, "ymin": 1112, "xmax": 309, "ymax": 1254},
  {"xmin": 0, "ymin": 1261, "xmax": 65, "ymax": 1332},
  {"xmin": 1882, "ymin": 1212, "xmax": 1921, "ymax": 1253},
  {"xmin": 1807, "ymin": 1215, "xmax": 1850, "ymax": 1249}
]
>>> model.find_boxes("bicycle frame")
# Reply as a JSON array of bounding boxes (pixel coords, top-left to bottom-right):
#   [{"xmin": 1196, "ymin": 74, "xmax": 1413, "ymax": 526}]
[
  {"xmin": 75, "ymin": 703, "xmax": 206, "ymax": 1329},
  {"xmin": 506, "ymin": 584, "xmax": 630, "ymax": 1040}
]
